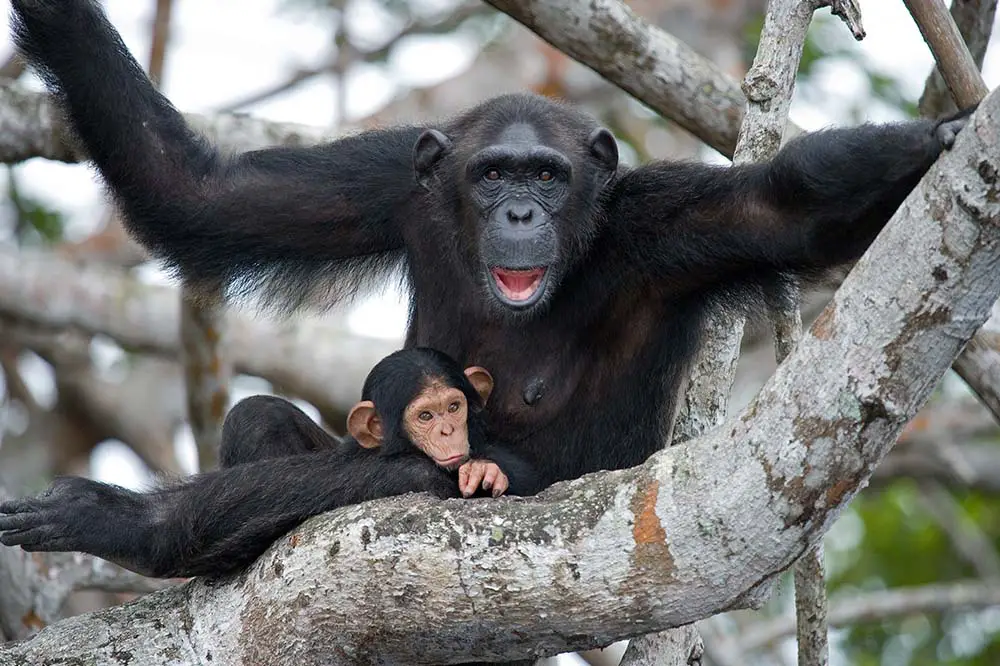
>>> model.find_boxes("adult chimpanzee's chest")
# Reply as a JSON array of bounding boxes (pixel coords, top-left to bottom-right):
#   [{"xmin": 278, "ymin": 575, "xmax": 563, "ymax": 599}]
[{"xmin": 409, "ymin": 286, "xmax": 676, "ymax": 454}]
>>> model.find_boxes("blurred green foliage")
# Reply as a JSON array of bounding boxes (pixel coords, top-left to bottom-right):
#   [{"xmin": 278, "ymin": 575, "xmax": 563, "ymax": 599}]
[{"xmin": 5, "ymin": 165, "xmax": 64, "ymax": 246}]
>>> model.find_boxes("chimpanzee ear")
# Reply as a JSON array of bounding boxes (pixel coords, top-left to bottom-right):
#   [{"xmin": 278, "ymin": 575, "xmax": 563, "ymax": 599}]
[
  {"xmin": 464, "ymin": 366, "xmax": 494, "ymax": 406},
  {"xmin": 413, "ymin": 129, "xmax": 452, "ymax": 191},
  {"xmin": 588, "ymin": 128, "xmax": 618, "ymax": 184},
  {"xmin": 347, "ymin": 400, "xmax": 384, "ymax": 449}
]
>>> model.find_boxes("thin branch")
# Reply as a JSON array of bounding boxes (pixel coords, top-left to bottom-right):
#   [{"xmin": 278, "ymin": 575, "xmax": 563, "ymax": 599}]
[
  {"xmin": 142, "ymin": 0, "xmax": 229, "ymax": 470},
  {"xmin": 179, "ymin": 299, "xmax": 229, "ymax": 471},
  {"xmin": 919, "ymin": 0, "xmax": 997, "ymax": 117},
  {"xmin": 953, "ymin": 330, "xmax": 1000, "ymax": 423},
  {"xmin": 793, "ymin": 539, "xmax": 828, "ymax": 665},
  {"xmin": 904, "ymin": 0, "xmax": 990, "ymax": 109},
  {"xmin": 741, "ymin": 581, "xmax": 1000, "ymax": 652},
  {"xmin": 147, "ymin": 0, "xmax": 174, "ymax": 87},
  {"xmin": 734, "ymin": 1, "xmax": 833, "ymax": 662},
  {"xmin": 219, "ymin": 3, "xmax": 491, "ymax": 113}
]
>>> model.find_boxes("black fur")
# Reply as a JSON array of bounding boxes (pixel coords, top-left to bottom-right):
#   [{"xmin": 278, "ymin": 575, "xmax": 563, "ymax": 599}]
[
  {"xmin": 0, "ymin": 349, "xmax": 537, "ymax": 577},
  {"xmin": 1, "ymin": 0, "xmax": 974, "ymax": 577}
]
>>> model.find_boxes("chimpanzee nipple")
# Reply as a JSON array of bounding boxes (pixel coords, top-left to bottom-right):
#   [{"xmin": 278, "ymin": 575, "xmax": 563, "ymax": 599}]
[{"xmin": 523, "ymin": 377, "xmax": 545, "ymax": 405}]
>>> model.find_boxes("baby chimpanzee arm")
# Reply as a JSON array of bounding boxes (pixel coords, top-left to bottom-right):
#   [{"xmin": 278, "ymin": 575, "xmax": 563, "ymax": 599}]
[{"xmin": 0, "ymin": 451, "xmax": 457, "ymax": 578}]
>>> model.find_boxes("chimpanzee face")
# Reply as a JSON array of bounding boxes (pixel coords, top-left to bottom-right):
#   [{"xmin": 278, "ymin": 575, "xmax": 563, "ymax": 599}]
[{"xmin": 402, "ymin": 380, "xmax": 471, "ymax": 470}]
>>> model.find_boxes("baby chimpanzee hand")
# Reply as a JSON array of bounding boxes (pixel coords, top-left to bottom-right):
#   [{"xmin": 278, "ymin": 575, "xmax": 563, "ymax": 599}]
[{"xmin": 458, "ymin": 459, "xmax": 509, "ymax": 498}]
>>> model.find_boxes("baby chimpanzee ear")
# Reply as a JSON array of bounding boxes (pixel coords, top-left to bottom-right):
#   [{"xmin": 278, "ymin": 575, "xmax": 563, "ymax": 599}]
[
  {"xmin": 464, "ymin": 366, "xmax": 494, "ymax": 405},
  {"xmin": 347, "ymin": 400, "xmax": 384, "ymax": 449}
]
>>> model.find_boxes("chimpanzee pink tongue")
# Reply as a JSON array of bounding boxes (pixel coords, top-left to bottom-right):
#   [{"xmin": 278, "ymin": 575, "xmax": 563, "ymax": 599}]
[{"xmin": 492, "ymin": 268, "xmax": 545, "ymax": 301}]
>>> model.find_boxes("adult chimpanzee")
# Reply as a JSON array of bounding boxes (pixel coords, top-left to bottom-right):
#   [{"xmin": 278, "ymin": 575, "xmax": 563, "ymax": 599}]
[
  {"xmin": 0, "ymin": 0, "xmax": 974, "ymax": 577},
  {"xmin": 0, "ymin": 349, "xmax": 538, "ymax": 577}
]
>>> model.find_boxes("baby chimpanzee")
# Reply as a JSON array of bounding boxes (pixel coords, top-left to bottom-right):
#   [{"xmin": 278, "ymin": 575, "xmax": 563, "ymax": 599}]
[
  {"xmin": 344, "ymin": 347, "xmax": 538, "ymax": 498},
  {"xmin": 0, "ymin": 348, "xmax": 537, "ymax": 578}
]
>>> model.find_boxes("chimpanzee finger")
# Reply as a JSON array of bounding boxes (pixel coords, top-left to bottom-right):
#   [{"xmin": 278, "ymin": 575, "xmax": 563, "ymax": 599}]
[
  {"xmin": 492, "ymin": 473, "xmax": 509, "ymax": 498},
  {"xmin": 482, "ymin": 465, "xmax": 499, "ymax": 491},
  {"xmin": 463, "ymin": 465, "xmax": 486, "ymax": 498},
  {"xmin": 0, "ymin": 498, "xmax": 37, "ymax": 515},
  {"xmin": 0, "ymin": 511, "xmax": 42, "ymax": 532},
  {"xmin": 0, "ymin": 526, "xmax": 48, "ymax": 548}
]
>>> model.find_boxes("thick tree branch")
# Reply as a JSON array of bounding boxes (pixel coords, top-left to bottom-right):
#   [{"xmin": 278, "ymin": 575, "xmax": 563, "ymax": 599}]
[
  {"xmin": 2, "ymin": 86, "xmax": 998, "ymax": 666},
  {"xmin": 0, "ymin": 247, "xmax": 397, "ymax": 416},
  {"xmin": 484, "ymin": 0, "xmax": 752, "ymax": 157}
]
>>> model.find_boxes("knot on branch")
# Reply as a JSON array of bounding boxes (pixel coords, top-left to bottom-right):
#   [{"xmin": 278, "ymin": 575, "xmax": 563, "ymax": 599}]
[{"xmin": 741, "ymin": 69, "xmax": 780, "ymax": 104}]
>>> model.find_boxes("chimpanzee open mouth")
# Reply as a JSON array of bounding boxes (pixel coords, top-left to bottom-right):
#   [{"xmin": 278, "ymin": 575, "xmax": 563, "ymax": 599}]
[{"xmin": 489, "ymin": 266, "xmax": 549, "ymax": 308}]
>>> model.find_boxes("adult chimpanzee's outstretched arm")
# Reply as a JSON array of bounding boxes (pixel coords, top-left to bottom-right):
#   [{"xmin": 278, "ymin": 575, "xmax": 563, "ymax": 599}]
[
  {"xmin": 609, "ymin": 111, "xmax": 973, "ymax": 293},
  {"xmin": 11, "ymin": 0, "xmax": 419, "ymax": 309},
  {"xmin": 0, "ymin": 453, "xmax": 458, "ymax": 578}
]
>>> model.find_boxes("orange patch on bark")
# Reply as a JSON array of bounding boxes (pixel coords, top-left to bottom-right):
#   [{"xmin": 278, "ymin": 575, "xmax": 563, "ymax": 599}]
[
  {"xmin": 633, "ymin": 481, "xmax": 667, "ymax": 545},
  {"xmin": 629, "ymin": 480, "xmax": 676, "ymax": 579}
]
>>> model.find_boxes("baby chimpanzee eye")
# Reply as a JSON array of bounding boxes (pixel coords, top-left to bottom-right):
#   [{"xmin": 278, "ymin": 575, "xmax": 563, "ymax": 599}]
[
  {"xmin": 485, "ymin": 168, "xmax": 501, "ymax": 181},
  {"xmin": 538, "ymin": 170, "xmax": 553, "ymax": 182},
  {"xmin": 448, "ymin": 401, "xmax": 460, "ymax": 413},
  {"xmin": 419, "ymin": 411, "xmax": 433, "ymax": 422}
]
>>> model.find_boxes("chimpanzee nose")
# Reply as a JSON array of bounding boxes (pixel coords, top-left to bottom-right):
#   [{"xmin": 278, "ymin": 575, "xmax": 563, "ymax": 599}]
[
  {"xmin": 440, "ymin": 421, "xmax": 454, "ymax": 436},
  {"xmin": 506, "ymin": 203, "xmax": 533, "ymax": 224}
]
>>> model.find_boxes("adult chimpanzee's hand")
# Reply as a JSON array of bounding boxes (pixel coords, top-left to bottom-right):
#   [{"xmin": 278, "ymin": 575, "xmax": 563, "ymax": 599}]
[
  {"xmin": 935, "ymin": 105, "xmax": 978, "ymax": 149},
  {"xmin": 0, "ymin": 476, "xmax": 156, "ymax": 575},
  {"xmin": 458, "ymin": 459, "xmax": 509, "ymax": 498}
]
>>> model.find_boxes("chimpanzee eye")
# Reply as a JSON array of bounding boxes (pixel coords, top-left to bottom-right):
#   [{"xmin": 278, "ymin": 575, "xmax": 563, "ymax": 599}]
[
  {"xmin": 448, "ymin": 401, "xmax": 460, "ymax": 413},
  {"xmin": 419, "ymin": 411, "xmax": 433, "ymax": 422},
  {"xmin": 485, "ymin": 168, "xmax": 501, "ymax": 181},
  {"xmin": 538, "ymin": 170, "xmax": 553, "ymax": 182}
]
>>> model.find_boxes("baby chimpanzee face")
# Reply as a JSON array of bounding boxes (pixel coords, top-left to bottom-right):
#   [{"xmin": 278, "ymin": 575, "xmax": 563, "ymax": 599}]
[{"xmin": 403, "ymin": 380, "xmax": 470, "ymax": 470}]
